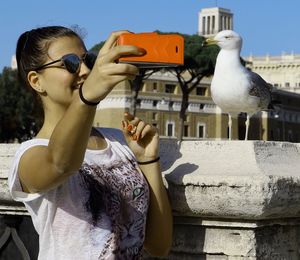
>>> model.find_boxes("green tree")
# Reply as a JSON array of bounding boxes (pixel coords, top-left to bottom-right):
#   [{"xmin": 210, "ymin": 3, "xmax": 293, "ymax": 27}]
[
  {"xmin": 0, "ymin": 67, "xmax": 42, "ymax": 142},
  {"xmin": 128, "ymin": 68, "xmax": 160, "ymax": 116},
  {"xmin": 168, "ymin": 33, "xmax": 219, "ymax": 141}
]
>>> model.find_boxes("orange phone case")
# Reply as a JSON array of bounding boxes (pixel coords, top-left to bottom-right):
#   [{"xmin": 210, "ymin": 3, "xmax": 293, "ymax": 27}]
[{"xmin": 117, "ymin": 32, "xmax": 184, "ymax": 68}]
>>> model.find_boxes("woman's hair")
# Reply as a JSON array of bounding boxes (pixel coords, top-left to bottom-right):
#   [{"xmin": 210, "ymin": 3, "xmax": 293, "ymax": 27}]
[{"xmin": 16, "ymin": 26, "xmax": 83, "ymax": 87}]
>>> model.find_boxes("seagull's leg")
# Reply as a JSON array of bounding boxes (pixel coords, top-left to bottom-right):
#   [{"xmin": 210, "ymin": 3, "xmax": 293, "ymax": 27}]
[
  {"xmin": 228, "ymin": 114, "xmax": 232, "ymax": 140},
  {"xmin": 245, "ymin": 114, "xmax": 250, "ymax": 140}
]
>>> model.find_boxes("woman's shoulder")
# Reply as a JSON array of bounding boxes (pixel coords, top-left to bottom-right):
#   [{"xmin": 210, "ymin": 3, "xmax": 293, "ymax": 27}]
[
  {"xmin": 11, "ymin": 138, "xmax": 49, "ymax": 170},
  {"xmin": 18, "ymin": 138, "xmax": 49, "ymax": 151}
]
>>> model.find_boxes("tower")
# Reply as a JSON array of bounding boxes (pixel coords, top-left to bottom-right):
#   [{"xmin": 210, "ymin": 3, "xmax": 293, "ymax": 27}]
[{"xmin": 198, "ymin": 7, "xmax": 233, "ymax": 37}]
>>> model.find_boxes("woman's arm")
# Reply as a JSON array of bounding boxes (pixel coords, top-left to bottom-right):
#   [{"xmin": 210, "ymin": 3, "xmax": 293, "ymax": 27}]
[
  {"xmin": 139, "ymin": 161, "xmax": 173, "ymax": 256},
  {"xmin": 19, "ymin": 31, "xmax": 143, "ymax": 193},
  {"xmin": 122, "ymin": 113, "xmax": 173, "ymax": 256}
]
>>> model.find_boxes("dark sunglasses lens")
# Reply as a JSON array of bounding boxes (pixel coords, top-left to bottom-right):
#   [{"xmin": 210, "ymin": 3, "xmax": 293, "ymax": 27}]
[
  {"xmin": 84, "ymin": 52, "xmax": 97, "ymax": 70},
  {"xmin": 63, "ymin": 54, "xmax": 80, "ymax": 73}
]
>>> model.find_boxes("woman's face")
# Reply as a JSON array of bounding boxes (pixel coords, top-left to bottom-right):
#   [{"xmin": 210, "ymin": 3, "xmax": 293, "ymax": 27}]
[{"xmin": 37, "ymin": 36, "xmax": 90, "ymax": 109}]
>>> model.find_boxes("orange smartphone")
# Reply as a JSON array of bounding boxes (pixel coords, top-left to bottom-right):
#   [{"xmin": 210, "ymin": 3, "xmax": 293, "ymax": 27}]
[{"xmin": 117, "ymin": 32, "xmax": 184, "ymax": 68}]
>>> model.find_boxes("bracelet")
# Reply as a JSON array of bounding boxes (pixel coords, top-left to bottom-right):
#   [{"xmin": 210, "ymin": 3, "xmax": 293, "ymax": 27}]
[
  {"xmin": 79, "ymin": 84, "xmax": 100, "ymax": 106},
  {"xmin": 137, "ymin": 157, "xmax": 160, "ymax": 165}
]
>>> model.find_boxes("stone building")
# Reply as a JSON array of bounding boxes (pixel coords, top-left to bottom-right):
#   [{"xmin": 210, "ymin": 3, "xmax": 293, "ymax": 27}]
[
  {"xmin": 94, "ymin": 70, "xmax": 300, "ymax": 142},
  {"xmin": 198, "ymin": 7, "xmax": 233, "ymax": 37},
  {"xmin": 94, "ymin": 71, "xmax": 222, "ymax": 140},
  {"xmin": 246, "ymin": 53, "xmax": 300, "ymax": 94}
]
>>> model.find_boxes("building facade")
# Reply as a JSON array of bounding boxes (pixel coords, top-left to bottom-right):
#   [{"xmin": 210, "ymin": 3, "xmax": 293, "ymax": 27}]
[
  {"xmin": 198, "ymin": 7, "xmax": 233, "ymax": 37},
  {"xmin": 94, "ymin": 70, "xmax": 300, "ymax": 142},
  {"xmin": 245, "ymin": 53, "xmax": 300, "ymax": 94},
  {"xmin": 94, "ymin": 72, "xmax": 226, "ymax": 140}
]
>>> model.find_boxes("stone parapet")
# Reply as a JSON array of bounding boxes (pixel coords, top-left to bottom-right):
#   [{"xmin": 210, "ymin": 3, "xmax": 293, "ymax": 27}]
[
  {"xmin": 161, "ymin": 140, "xmax": 300, "ymax": 220},
  {"xmin": 2, "ymin": 141, "xmax": 300, "ymax": 259},
  {"xmin": 157, "ymin": 140, "xmax": 300, "ymax": 259},
  {"xmin": 0, "ymin": 144, "xmax": 28, "ymax": 215}
]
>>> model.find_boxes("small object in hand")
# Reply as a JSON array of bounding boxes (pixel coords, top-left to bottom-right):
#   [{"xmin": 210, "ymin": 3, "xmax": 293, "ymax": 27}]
[{"xmin": 117, "ymin": 32, "xmax": 184, "ymax": 68}]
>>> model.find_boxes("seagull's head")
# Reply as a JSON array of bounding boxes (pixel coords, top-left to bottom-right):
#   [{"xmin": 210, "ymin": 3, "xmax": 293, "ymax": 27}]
[{"xmin": 204, "ymin": 30, "xmax": 242, "ymax": 51}]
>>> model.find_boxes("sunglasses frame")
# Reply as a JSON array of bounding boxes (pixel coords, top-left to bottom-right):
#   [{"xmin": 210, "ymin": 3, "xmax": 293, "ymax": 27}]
[{"xmin": 33, "ymin": 51, "xmax": 97, "ymax": 74}]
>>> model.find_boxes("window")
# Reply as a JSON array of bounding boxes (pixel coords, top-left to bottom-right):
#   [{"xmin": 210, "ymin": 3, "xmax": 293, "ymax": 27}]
[
  {"xmin": 184, "ymin": 125, "xmax": 189, "ymax": 137},
  {"xmin": 197, "ymin": 123, "xmax": 206, "ymax": 138},
  {"xmin": 196, "ymin": 87, "xmax": 206, "ymax": 96},
  {"xmin": 166, "ymin": 121, "xmax": 175, "ymax": 137},
  {"xmin": 288, "ymin": 130, "xmax": 293, "ymax": 142},
  {"xmin": 285, "ymin": 82, "xmax": 290, "ymax": 87},
  {"xmin": 153, "ymin": 82, "xmax": 157, "ymax": 92},
  {"xmin": 212, "ymin": 16, "xmax": 215, "ymax": 33},
  {"xmin": 207, "ymin": 16, "xmax": 211, "ymax": 34},
  {"xmin": 152, "ymin": 112, "xmax": 158, "ymax": 120},
  {"xmin": 165, "ymin": 84, "xmax": 176, "ymax": 94},
  {"xmin": 153, "ymin": 100, "xmax": 158, "ymax": 107},
  {"xmin": 270, "ymin": 130, "xmax": 274, "ymax": 141}
]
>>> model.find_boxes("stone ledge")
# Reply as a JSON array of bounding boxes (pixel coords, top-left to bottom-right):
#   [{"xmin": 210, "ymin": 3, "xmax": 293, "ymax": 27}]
[
  {"xmin": 0, "ymin": 144, "xmax": 20, "ymax": 179},
  {"xmin": 2, "ymin": 141, "xmax": 300, "ymax": 221},
  {"xmin": 160, "ymin": 140, "xmax": 300, "ymax": 220},
  {"xmin": 2, "ymin": 141, "xmax": 300, "ymax": 258}
]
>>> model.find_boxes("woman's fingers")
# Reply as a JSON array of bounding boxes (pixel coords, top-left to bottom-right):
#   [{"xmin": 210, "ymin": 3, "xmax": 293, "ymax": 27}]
[
  {"xmin": 123, "ymin": 113, "xmax": 157, "ymax": 141},
  {"xmin": 97, "ymin": 63, "xmax": 140, "ymax": 86},
  {"xmin": 98, "ymin": 30, "xmax": 145, "ymax": 65},
  {"xmin": 99, "ymin": 63, "xmax": 139, "ymax": 77},
  {"xmin": 99, "ymin": 30, "xmax": 131, "ymax": 55},
  {"xmin": 98, "ymin": 45, "xmax": 145, "ymax": 65}
]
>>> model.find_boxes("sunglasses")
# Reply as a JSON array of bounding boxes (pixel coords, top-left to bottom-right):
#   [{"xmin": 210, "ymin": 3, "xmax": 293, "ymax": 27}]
[{"xmin": 34, "ymin": 51, "xmax": 97, "ymax": 74}]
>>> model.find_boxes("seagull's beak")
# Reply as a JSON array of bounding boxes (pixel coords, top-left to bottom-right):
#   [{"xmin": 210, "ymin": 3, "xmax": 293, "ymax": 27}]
[{"xmin": 203, "ymin": 37, "xmax": 218, "ymax": 47}]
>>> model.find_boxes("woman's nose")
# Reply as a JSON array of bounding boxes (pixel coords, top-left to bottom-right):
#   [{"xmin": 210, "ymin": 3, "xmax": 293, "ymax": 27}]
[{"xmin": 78, "ymin": 61, "xmax": 90, "ymax": 78}]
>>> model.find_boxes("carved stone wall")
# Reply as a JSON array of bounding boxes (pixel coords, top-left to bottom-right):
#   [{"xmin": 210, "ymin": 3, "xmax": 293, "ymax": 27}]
[{"xmin": 2, "ymin": 141, "xmax": 300, "ymax": 259}]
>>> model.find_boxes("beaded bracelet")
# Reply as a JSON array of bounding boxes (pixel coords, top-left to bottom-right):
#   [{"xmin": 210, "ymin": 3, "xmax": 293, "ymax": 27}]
[
  {"xmin": 137, "ymin": 157, "xmax": 160, "ymax": 165},
  {"xmin": 79, "ymin": 84, "xmax": 100, "ymax": 106}
]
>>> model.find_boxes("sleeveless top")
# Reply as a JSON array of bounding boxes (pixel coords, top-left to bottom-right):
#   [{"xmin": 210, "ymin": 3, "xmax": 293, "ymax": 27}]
[{"xmin": 8, "ymin": 128, "xmax": 150, "ymax": 260}]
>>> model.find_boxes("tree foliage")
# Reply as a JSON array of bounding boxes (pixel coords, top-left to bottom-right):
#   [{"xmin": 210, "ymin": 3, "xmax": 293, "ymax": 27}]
[
  {"xmin": 168, "ymin": 33, "xmax": 220, "ymax": 141},
  {"xmin": 128, "ymin": 68, "xmax": 160, "ymax": 116},
  {"xmin": 0, "ymin": 67, "xmax": 42, "ymax": 142}
]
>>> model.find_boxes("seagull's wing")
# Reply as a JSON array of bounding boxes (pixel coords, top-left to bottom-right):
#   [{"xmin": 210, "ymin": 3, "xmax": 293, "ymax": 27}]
[{"xmin": 247, "ymin": 70, "xmax": 272, "ymax": 109}]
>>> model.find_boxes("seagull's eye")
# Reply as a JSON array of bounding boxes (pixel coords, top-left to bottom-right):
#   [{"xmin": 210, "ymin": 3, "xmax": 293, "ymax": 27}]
[{"xmin": 225, "ymin": 36, "xmax": 231, "ymax": 39}]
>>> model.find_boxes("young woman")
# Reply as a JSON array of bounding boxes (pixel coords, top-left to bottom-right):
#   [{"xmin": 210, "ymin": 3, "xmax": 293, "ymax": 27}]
[{"xmin": 8, "ymin": 26, "xmax": 172, "ymax": 259}]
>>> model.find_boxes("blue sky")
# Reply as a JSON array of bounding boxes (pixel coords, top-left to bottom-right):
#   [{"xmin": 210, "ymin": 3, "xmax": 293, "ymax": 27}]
[{"xmin": 1, "ymin": 0, "xmax": 300, "ymax": 71}]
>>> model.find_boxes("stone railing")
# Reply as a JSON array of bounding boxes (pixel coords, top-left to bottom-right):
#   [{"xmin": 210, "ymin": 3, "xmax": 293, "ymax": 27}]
[
  {"xmin": 1, "ymin": 141, "xmax": 300, "ymax": 259},
  {"xmin": 0, "ymin": 144, "xmax": 39, "ymax": 259}
]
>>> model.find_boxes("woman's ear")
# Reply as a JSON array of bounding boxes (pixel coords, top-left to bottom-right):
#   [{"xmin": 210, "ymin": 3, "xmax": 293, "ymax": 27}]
[{"xmin": 27, "ymin": 71, "xmax": 45, "ymax": 93}]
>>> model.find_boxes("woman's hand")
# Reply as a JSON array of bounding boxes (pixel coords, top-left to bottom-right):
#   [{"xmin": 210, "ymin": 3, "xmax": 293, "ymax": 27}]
[
  {"xmin": 80, "ymin": 31, "xmax": 145, "ymax": 103},
  {"xmin": 122, "ymin": 112, "xmax": 159, "ymax": 162}
]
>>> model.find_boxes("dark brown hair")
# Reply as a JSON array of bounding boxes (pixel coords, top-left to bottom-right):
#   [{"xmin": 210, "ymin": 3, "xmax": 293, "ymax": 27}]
[{"xmin": 16, "ymin": 26, "xmax": 83, "ymax": 87}]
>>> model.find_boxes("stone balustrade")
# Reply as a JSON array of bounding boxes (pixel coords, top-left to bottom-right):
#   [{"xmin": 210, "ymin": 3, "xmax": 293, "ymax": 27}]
[{"xmin": 1, "ymin": 141, "xmax": 300, "ymax": 259}]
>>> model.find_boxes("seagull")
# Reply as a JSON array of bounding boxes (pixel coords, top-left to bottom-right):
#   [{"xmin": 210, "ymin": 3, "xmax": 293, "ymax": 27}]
[{"xmin": 204, "ymin": 30, "xmax": 272, "ymax": 140}]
